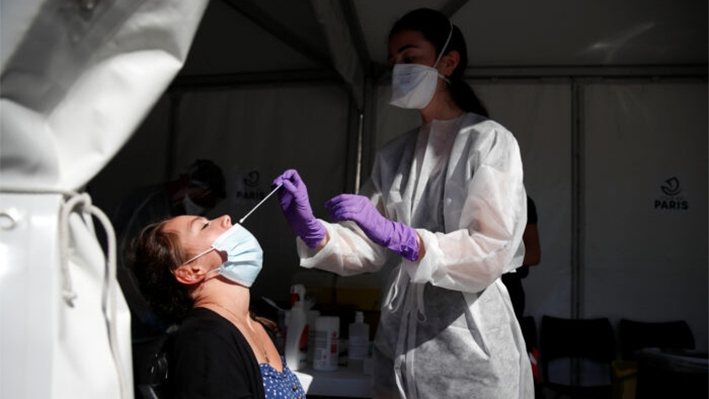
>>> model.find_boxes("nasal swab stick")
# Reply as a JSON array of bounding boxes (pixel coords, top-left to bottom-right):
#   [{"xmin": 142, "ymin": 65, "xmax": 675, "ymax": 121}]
[{"xmin": 239, "ymin": 183, "xmax": 283, "ymax": 224}]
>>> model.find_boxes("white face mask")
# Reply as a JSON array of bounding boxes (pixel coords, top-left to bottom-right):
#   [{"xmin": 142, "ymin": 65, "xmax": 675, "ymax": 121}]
[
  {"xmin": 183, "ymin": 193, "xmax": 207, "ymax": 216},
  {"xmin": 389, "ymin": 64, "xmax": 447, "ymax": 109},
  {"xmin": 389, "ymin": 22, "xmax": 454, "ymax": 110}
]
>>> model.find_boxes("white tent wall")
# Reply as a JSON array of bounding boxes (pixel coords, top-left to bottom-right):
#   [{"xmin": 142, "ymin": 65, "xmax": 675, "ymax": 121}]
[
  {"xmin": 475, "ymin": 79, "xmax": 708, "ymax": 351},
  {"xmin": 583, "ymin": 82, "xmax": 708, "ymax": 349},
  {"xmin": 473, "ymin": 79, "xmax": 708, "ymax": 352}
]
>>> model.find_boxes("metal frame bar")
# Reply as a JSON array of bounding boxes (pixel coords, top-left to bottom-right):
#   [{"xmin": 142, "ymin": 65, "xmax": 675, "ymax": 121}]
[
  {"xmin": 463, "ymin": 65, "xmax": 707, "ymax": 79},
  {"xmin": 570, "ymin": 81, "xmax": 584, "ymax": 320},
  {"xmin": 169, "ymin": 70, "xmax": 341, "ymax": 91},
  {"xmin": 221, "ymin": 0, "xmax": 332, "ymax": 70},
  {"xmin": 440, "ymin": 0, "xmax": 471, "ymax": 18}
]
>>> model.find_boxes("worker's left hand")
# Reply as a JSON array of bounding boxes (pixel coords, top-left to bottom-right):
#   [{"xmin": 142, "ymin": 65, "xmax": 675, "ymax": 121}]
[{"xmin": 326, "ymin": 194, "xmax": 419, "ymax": 261}]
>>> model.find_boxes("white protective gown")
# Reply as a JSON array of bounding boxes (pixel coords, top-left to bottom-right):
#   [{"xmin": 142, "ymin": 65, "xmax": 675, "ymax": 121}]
[{"xmin": 296, "ymin": 113, "xmax": 534, "ymax": 399}]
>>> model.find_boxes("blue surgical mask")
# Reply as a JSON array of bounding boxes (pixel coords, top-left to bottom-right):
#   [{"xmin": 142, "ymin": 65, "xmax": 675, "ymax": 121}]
[{"xmin": 182, "ymin": 223, "xmax": 263, "ymax": 287}]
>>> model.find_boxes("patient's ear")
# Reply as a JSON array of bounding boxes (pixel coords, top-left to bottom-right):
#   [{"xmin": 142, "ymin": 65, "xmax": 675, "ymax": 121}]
[{"xmin": 174, "ymin": 264, "xmax": 207, "ymax": 285}]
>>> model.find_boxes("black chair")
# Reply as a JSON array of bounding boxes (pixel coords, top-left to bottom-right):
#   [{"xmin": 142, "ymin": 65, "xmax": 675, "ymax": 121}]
[
  {"xmin": 618, "ymin": 319, "xmax": 694, "ymax": 360},
  {"xmin": 133, "ymin": 333, "xmax": 173, "ymax": 399},
  {"xmin": 540, "ymin": 315, "xmax": 616, "ymax": 399}
]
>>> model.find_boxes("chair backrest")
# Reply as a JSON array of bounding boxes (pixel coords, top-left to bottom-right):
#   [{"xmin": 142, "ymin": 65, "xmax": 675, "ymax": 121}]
[
  {"xmin": 540, "ymin": 315, "xmax": 616, "ymax": 383},
  {"xmin": 619, "ymin": 319, "xmax": 695, "ymax": 360},
  {"xmin": 133, "ymin": 333, "xmax": 173, "ymax": 399}
]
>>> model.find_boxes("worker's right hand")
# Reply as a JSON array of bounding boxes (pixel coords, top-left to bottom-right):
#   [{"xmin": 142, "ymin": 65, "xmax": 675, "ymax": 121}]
[{"xmin": 272, "ymin": 169, "xmax": 326, "ymax": 248}]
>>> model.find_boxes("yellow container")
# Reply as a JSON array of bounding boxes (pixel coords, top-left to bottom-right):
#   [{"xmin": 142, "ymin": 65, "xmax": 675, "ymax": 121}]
[{"xmin": 612, "ymin": 360, "xmax": 638, "ymax": 399}]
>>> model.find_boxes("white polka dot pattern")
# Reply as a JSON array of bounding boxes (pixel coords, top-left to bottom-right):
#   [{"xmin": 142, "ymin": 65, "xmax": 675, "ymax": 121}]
[{"xmin": 260, "ymin": 356, "xmax": 306, "ymax": 399}]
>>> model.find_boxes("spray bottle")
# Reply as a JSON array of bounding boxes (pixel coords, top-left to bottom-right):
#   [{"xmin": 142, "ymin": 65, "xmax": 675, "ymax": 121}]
[{"xmin": 285, "ymin": 284, "xmax": 308, "ymax": 370}]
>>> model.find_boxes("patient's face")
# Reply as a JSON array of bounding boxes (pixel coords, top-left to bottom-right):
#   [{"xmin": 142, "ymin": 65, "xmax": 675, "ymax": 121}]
[{"xmin": 164, "ymin": 214, "xmax": 232, "ymax": 264}]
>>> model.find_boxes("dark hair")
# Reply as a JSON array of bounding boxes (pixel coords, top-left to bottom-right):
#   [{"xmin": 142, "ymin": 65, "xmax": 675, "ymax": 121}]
[
  {"xmin": 389, "ymin": 8, "xmax": 488, "ymax": 117},
  {"xmin": 128, "ymin": 220, "xmax": 194, "ymax": 325}
]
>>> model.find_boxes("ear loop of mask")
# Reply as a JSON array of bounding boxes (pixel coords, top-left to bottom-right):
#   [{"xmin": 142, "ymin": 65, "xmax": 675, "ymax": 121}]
[
  {"xmin": 433, "ymin": 21, "xmax": 454, "ymax": 84},
  {"xmin": 171, "ymin": 247, "xmax": 216, "ymax": 277},
  {"xmin": 182, "ymin": 247, "xmax": 215, "ymax": 266},
  {"xmin": 173, "ymin": 248, "xmax": 223, "ymax": 283}
]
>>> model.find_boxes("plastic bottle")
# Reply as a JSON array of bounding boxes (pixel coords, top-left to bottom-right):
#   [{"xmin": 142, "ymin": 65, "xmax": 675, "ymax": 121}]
[
  {"xmin": 313, "ymin": 316, "xmax": 339, "ymax": 371},
  {"xmin": 285, "ymin": 284, "xmax": 308, "ymax": 371},
  {"xmin": 306, "ymin": 310, "xmax": 320, "ymax": 368},
  {"xmin": 348, "ymin": 311, "xmax": 369, "ymax": 372}
]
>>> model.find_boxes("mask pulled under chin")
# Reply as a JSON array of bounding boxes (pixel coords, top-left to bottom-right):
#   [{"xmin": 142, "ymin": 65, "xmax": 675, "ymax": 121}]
[{"xmin": 196, "ymin": 223, "xmax": 263, "ymax": 287}]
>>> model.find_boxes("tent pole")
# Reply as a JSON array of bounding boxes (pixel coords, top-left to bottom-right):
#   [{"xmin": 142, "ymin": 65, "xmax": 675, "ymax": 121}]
[
  {"xmin": 354, "ymin": 112, "xmax": 363, "ymax": 194},
  {"xmin": 359, "ymin": 75, "xmax": 378, "ymax": 185},
  {"xmin": 570, "ymin": 81, "xmax": 585, "ymax": 319}
]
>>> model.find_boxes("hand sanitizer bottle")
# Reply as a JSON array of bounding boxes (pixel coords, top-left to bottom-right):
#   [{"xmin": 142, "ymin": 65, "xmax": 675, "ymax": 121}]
[{"xmin": 348, "ymin": 311, "xmax": 369, "ymax": 372}]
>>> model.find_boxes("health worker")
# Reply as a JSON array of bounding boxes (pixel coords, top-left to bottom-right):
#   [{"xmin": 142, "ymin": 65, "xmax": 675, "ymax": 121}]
[{"xmin": 273, "ymin": 7, "xmax": 533, "ymax": 399}]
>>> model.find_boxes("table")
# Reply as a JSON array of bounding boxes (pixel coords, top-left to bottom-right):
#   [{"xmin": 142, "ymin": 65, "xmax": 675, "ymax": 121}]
[
  {"xmin": 294, "ymin": 367, "xmax": 373, "ymax": 398},
  {"xmin": 635, "ymin": 348, "xmax": 708, "ymax": 399}
]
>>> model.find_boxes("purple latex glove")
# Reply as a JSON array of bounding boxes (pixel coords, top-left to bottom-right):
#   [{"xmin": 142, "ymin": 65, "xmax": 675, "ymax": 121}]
[
  {"xmin": 272, "ymin": 169, "xmax": 326, "ymax": 248},
  {"xmin": 325, "ymin": 194, "xmax": 420, "ymax": 261}
]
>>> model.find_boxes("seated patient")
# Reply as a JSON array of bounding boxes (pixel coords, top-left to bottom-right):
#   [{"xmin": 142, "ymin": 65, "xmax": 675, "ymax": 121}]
[{"xmin": 129, "ymin": 214, "xmax": 307, "ymax": 399}]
